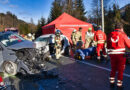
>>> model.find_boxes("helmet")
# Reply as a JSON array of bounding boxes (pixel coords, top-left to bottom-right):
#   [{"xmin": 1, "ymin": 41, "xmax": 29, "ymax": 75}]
[
  {"xmin": 88, "ymin": 28, "xmax": 92, "ymax": 31},
  {"xmin": 55, "ymin": 29, "xmax": 61, "ymax": 36},
  {"xmin": 73, "ymin": 29, "xmax": 77, "ymax": 32},
  {"xmin": 97, "ymin": 25, "xmax": 102, "ymax": 30},
  {"xmin": 28, "ymin": 33, "xmax": 32, "ymax": 37}
]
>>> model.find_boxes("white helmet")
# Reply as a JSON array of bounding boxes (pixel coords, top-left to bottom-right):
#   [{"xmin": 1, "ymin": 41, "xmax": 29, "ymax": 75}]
[
  {"xmin": 73, "ymin": 29, "xmax": 77, "ymax": 32},
  {"xmin": 28, "ymin": 33, "xmax": 32, "ymax": 37}
]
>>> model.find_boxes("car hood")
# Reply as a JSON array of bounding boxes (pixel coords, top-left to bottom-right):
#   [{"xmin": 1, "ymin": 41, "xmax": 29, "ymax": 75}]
[
  {"xmin": 8, "ymin": 40, "xmax": 35, "ymax": 50},
  {"xmin": 34, "ymin": 41, "xmax": 47, "ymax": 48}
]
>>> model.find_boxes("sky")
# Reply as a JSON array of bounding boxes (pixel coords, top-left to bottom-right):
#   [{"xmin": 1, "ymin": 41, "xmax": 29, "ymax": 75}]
[{"xmin": 0, "ymin": 0, "xmax": 130, "ymax": 24}]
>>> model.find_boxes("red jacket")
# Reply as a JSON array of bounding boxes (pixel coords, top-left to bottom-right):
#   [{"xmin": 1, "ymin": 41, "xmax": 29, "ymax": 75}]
[
  {"xmin": 107, "ymin": 29, "xmax": 130, "ymax": 54},
  {"xmin": 94, "ymin": 30, "xmax": 106, "ymax": 44}
]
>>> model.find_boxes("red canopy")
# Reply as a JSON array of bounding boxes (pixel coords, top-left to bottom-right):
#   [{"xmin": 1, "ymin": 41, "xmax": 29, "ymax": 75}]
[{"xmin": 42, "ymin": 12, "xmax": 94, "ymax": 43}]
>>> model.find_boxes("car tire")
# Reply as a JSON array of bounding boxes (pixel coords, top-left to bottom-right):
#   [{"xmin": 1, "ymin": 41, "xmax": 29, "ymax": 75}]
[{"xmin": 3, "ymin": 61, "xmax": 17, "ymax": 76}]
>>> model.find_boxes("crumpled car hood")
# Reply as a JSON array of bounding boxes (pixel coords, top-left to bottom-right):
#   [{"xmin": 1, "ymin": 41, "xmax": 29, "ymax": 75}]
[{"xmin": 8, "ymin": 40, "xmax": 35, "ymax": 50}]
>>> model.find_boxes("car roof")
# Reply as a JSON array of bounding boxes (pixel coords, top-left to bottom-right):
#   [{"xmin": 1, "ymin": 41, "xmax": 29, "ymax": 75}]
[
  {"xmin": 37, "ymin": 34, "xmax": 55, "ymax": 39},
  {"xmin": 38, "ymin": 34, "xmax": 67, "ymax": 38}
]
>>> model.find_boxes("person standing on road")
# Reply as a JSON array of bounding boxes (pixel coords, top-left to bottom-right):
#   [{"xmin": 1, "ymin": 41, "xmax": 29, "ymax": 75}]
[
  {"xmin": 54, "ymin": 30, "xmax": 62, "ymax": 60},
  {"xmin": 71, "ymin": 29, "xmax": 77, "ymax": 52},
  {"xmin": 94, "ymin": 26, "xmax": 107, "ymax": 62},
  {"xmin": 76, "ymin": 27, "xmax": 82, "ymax": 42},
  {"xmin": 71, "ymin": 29, "xmax": 77, "ymax": 46},
  {"xmin": 107, "ymin": 23, "xmax": 130, "ymax": 89},
  {"xmin": 85, "ymin": 28, "xmax": 94, "ymax": 48},
  {"xmin": 49, "ymin": 35, "xmax": 55, "ymax": 55}
]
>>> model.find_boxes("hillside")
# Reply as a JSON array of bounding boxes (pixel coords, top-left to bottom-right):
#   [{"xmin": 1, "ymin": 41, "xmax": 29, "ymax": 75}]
[
  {"xmin": 120, "ymin": 4, "xmax": 130, "ymax": 16},
  {"xmin": 0, "ymin": 11, "xmax": 36, "ymax": 34}
]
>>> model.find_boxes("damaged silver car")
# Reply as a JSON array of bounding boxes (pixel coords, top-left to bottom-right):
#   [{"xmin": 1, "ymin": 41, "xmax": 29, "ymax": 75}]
[{"xmin": 0, "ymin": 32, "xmax": 45, "ymax": 75}]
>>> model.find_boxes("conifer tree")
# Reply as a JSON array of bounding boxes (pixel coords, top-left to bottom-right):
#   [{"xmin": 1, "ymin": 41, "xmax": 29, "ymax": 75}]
[
  {"xmin": 49, "ymin": 0, "xmax": 63, "ymax": 22},
  {"xmin": 74, "ymin": 0, "xmax": 86, "ymax": 21}
]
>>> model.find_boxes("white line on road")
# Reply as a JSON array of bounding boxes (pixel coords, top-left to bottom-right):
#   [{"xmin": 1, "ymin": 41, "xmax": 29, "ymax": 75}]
[{"xmin": 63, "ymin": 56, "xmax": 130, "ymax": 78}]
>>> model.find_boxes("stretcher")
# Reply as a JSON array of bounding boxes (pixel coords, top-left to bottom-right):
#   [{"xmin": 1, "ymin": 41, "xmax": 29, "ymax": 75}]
[{"xmin": 74, "ymin": 47, "xmax": 96, "ymax": 60}]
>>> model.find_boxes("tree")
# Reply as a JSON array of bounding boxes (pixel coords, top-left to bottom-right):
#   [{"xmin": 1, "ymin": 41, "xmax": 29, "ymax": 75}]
[
  {"xmin": 104, "ymin": 4, "xmax": 121, "ymax": 34},
  {"xmin": 0, "ymin": 11, "xmax": 36, "ymax": 33},
  {"xmin": 30, "ymin": 18, "xmax": 34, "ymax": 33},
  {"xmin": 113, "ymin": 4, "xmax": 121, "ymax": 23},
  {"xmin": 91, "ymin": 0, "xmax": 111, "ymax": 26},
  {"xmin": 0, "ymin": 13, "xmax": 5, "ymax": 25},
  {"xmin": 48, "ymin": 0, "xmax": 63, "ymax": 22},
  {"xmin": 18, "ymin": 23, "xmax": 30, "ymax": 35},
  {"xmin": 64, "ymin": 0, "xmax": 73, "ymax": 15},
  {"xmin": 73, "ymin": 0, "xmax": 86, "ymax": 21},
  {"xmin": 124, "ymin": 6, "xmax": 130, "ymax": 23},
  {"xmin": 123, "ymin": 6, "xmax": 130, "ymax": 36},
  {"xmin": 35, "ymin": 16, "xmax": 46, "ymax": 38}
]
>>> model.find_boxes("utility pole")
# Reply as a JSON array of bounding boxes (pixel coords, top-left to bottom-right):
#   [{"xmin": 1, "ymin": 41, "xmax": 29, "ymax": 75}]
[{"xmin": 101, "ymin": 0, "xmax": 104, "ymax": 32}]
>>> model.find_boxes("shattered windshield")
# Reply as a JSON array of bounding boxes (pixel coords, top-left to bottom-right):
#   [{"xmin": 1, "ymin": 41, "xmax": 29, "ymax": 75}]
[{"xmin": 0, "ymin": 33, "xmax": 24, "ymax": 47}]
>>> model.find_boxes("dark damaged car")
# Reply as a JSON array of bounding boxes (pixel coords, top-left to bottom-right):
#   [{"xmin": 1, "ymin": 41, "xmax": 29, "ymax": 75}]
[{"xmin": 0, "ymin": 32, "xmax": 45, "ymax": 75}]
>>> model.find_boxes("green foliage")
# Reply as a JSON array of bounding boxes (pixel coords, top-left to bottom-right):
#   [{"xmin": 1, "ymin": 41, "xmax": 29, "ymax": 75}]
[
  {"xmin": 73, "ymin": 0, "xmax": 86, "ymax": 21},
  {"xmin": 123, "ymin": 6, "xmax": 130, "ymax": 36},
  {"xmin": 48, "ymin": 0, "xmax": 87, "ymax": 23},
  {"xmin": 124, "ymin": 6, "xmax": 130, "ymax": 23},
  {"xmin": 49, "ymin": 0, "xmax": 63, "ymax": 22},
  {"xmin": 0, "ymin": 11, "xmax": 36, "ymax": 33},
  {"xmin": 35, "ymin": 17, "xmax": 46, "ymax": 38},
  {"xmin": 18, "ymin": 23, "xmax": 30, "ymax": 35},
  {"xmin": 104, "ymin": 4, "xmax": 121, "ymax": 35},
  {"xmin": 124, "ymin": 24, "xmax": 130, "ymax": 37},
  {"xmin": 113, "ymin": 4, "xmax": 121, "ymax": 23}
]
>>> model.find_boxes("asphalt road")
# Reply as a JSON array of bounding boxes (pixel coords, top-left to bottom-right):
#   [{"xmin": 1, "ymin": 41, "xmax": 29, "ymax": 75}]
[{"xmin": 3, "ymin": 56, "xmax": 130, "ymax": 90}]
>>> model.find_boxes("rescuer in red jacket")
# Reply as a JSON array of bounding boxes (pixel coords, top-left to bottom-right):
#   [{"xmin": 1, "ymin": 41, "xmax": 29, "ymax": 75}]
[
  {"xmin": 107, "ymin": 23, "xmax": 130, "ymax": 89},
  {"xmin": 94, "ymin": 26, "xmax": 107, "ymax": 61}
]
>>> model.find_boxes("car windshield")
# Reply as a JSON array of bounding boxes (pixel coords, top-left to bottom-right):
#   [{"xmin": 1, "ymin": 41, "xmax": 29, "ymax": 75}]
[
  {"xmin": 36, "ymin": 37, "xmax": 49, "ymax": 42},
  {"xmin": 0, "ymin": 33, "xmax": 24, "ymax": 47}
]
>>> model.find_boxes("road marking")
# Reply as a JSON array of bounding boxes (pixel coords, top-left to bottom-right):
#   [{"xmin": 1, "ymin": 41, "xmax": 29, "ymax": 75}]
[{"xmin": 63, "ymin": 56, "xmax": 130, "ymax": 78}]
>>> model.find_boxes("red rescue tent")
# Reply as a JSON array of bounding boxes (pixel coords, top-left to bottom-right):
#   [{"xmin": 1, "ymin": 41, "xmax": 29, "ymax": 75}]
[{"xmin": 42, "ymin": 12, "xmax": 94, "ymax": 43}]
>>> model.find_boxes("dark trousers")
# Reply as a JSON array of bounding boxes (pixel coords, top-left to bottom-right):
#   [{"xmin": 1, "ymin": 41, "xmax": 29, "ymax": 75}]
[{"xmin": 49, "ymin": 43, "xmax": 55, "ymax": 55}]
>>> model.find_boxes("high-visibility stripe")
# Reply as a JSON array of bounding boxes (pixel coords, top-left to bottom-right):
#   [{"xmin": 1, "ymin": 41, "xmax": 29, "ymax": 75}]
[
  {"xmin": 117, "ymin": 80, "xmax": 122, "ymax": 83},
  {"xmin": 103, "ymin": 55, "xmax": 107, "ymax": 57},
  {"xmin": 117, "ymin": 83, "xmax": 122, "ymax": 86},
  {"xmin": 107, "ymin": 48, "xmax": 125, "ymax": 52},
  {"xmin": 109, "ymin": 77, "xmax": 115, "ymax": 80},
  {"xmin": 117, "ymin": 80, "xmax": 122, "ymax": 86},
  {"xmin": 110, "ymin": 80, "xmax": 115, "ymax": 83},
  {"xmin": 97, "ymin": 56, "xmax": 100, "ymax": 59},
  {"xmin": 97, "ymin": 40, "xmax": 105, "ymax": 44},
  {"xmin": 108, "ymin": 52, "xmax": 125, "ymax": 54}
]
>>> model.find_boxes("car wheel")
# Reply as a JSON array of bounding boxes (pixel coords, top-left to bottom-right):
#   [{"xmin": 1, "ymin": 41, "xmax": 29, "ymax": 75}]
[{"xmin": 3, "ymin": 61, "xmax": 17, "ymax": 75}]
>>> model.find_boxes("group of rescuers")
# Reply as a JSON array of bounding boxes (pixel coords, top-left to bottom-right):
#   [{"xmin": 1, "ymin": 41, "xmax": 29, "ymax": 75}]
[{"xmin": 49, "ymin": 23, "xmax": 130, "ymax": 89}]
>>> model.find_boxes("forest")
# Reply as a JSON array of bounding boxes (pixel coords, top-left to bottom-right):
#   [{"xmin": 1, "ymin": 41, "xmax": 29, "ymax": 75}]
[{"xmin": 0, "ymin": 0, "xmax": 130, "ymax": 37}]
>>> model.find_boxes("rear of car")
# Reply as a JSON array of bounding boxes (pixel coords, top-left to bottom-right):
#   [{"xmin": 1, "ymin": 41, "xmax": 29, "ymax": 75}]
[{"xmin": 34, "ymin": 34, "xmax": 70, "ymax": 56}]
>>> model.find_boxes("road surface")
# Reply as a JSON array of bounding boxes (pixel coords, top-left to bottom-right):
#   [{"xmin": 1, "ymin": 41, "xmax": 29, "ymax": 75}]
[{"xmin": 3, "ymin": 56, "xmax": 130, "ymax": 90}]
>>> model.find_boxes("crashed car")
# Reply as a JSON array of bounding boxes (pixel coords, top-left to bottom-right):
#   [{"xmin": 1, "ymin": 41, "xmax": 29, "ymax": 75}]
[
  {"xmin": 0, "ymin": 32, "xmax": 44, "ymax": 75},
  {"xmin": 34, "ymin": 34, "xmax": 70, "ymax": 56}
]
